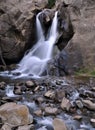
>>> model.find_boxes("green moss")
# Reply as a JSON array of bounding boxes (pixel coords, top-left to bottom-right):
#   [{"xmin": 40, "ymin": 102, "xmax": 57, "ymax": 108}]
[
  {"xmin": 75, "ymin": 68, "xmax": 95, "ymax": 77},
  {"xmin": 48, "ymin": 0, "xmax": 56, "ymax": 8}
]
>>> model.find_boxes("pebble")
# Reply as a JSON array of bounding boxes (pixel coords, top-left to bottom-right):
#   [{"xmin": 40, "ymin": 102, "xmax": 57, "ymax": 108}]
[
  {"xmin": 76, "ymin": 100, "xmax": 83, "ymax": 108},
  {"xmin": 82, "ymin": 99, "xmax": 95, "ymax": 110},
  {"xmin": 73, "ymin": 115, "xmax": 82, "ymax": 120},
  {"xmin": 61, "ymin": 97, "xmax": 71, "ymax": 111},
  {"xmin": 53, "ymin": 118, "xmax": 67, "ymax": 130},
  {"xmin": 45, "ymin": 107, "xmax": 58, "ymax": 115},
  {"xmin": 34, "ymin": 109, "xmax": 42, "ymax": 116},
  {"xmin": 90, "ymin": 118, "xmax": 95, "ymax": 127},
  {"xmin": 44, "ymin": 90, "xmax": 55, "ymax": 99},
  {"xmin": 25, "ymin": 80, "xmax": 35, "ymax": 88}
]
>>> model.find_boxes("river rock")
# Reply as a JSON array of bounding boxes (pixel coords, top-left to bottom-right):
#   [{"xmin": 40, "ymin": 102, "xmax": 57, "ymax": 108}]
[
  {"xmin": 53, "ymin": 118, "xmax": 67, "ymax": 130},
  {"xmin": 0, "ymin": 0, "xmax": 48, "ymax": 63},
  {"xmin": 44, "ymin": 90, "xmax": 55, "ymax": 99},
  {"xmin": 61, "ymin": 97, "xmax": 71, "ymax": 111},
  {"xmin": 0, "ymin": 103, "xmax": 33, "ymax": 127},
  {"xmin": 1, "ymin": 123, "xmax": 11, "ymax": 130},
  {"xmin": 25, "ymin": 80, "xmax": 35, "ymax": 88},
  {"xmin": 45, "ymin": 107, "xmax": 58, "ymax": 115},
  {"xmin": 0, "ymin": 82, "xmax": 6, "ymax": 90},
  {"xmin": 34, "ymin": 109, "xmax": 42, "ymax": 116},
  {"xmin": 90, "ymin": 118, "xmax": 95, "ymax": 127},
  {"xmin": 56, "ymin": 90, "xmax": 65, "ymax": 102},
  {"xmin": 76, "ymin": 100, "xmax": 83, "ymax": 109},
  {"xmin": 17, "ymin": 124, "xmax": 34, "ymax": 130},
  {"xmin": 73, "ymin": 115, "xmax": 82, "ymax": 120},
  {"xmin": 82, "ymin": 99, "xmax": 95, "ymax": 110}
]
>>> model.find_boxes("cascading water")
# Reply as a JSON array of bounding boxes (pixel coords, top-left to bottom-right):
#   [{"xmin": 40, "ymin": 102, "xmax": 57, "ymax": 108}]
[
  {"xmin": 0, "ymin": 11, "xmax": 58, "ymax": 78},
  {"xmin": 14, "ymin": 11, "xmax": 58, "ymax": 78}
]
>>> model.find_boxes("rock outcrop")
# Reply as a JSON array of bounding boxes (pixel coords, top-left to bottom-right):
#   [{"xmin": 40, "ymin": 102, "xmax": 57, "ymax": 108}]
[
  {"xmin": 64, "ymin": 0, "xmax": 95, "ymax": 70},
  {"xmin": 0, "ymin": 0, "xmax": 48, "ymax": 64}
]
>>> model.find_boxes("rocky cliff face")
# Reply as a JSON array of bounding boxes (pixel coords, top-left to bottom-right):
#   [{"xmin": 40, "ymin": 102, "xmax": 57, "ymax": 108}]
[
  {"xmin": 0, "ymin": 0, "xmax": 95, "ymax": 75},
  {"xmin": 64, "ymin": 0, "xmax": 95, "ymax": 71},
  {"xmin": 0, "ymin": 0, "xmax": 48, "ymax": 63}
]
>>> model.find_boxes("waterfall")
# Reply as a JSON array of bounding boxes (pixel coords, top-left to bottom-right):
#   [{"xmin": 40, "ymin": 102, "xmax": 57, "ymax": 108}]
[
  {"xmin": 0, "ymin": 11, "xmax": 58, "ymax": 78},
  {"xmin": 15, "ymin": 11, "xmax": 58, "ymax": 78}
]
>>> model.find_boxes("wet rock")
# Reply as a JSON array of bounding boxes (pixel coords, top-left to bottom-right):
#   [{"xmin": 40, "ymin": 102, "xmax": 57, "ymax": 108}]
[
  {"xmin": 56, "ymin": 90, "xmax": 65, "ymax": 102},
  {"xmin": 36, "ymin": 97, "xmax": 44, "ymax": 104},
  {"xmin": 25, "ymin": 80, "xmax": 35, "ymax": 88},
  {"xmin": 37, "ymin": 126, "xmax": 47, "ymax": 130},
  {"xmin": 34, "ymin": 109, "xmax": 42, "ymax": 116},
  {"xmin": 45, "ymin": 107, "xmax": 58, "ymax": 115},
  {"xmin": 53, "ymin": 118, "xmax": 67, "ymax": 130},
  {"xmin": 64, "ymin": 0, "xmax": 95, "ymax": 70},
  {"xmin": 92, "ymin": 87, "xmax": 95, "ymax": 91},
  {"xmin": 61, "ymin": 97, "xmax": 71, "ymax": 111},
  {"xmin": 0, "ymin": 103, "xmax": 33, "ymax": 127},
  {"xmin": 34, "ymin": 86, "xmax": 40, "ymax": 92},
  {"xmin": 82, "ymin": 99, "xmax": 95, "ymax": 110},
  {"xmin": 0, "ymin": 0, "xmax": 48, "ymax": 63},
  {"xmin": 90, "ymin": 118, "xmax": 95, "ymax": 127},
  {"xmin": 73, "ymin": 115, "xmax": 82, "ymax": 120},
  {"xmin": 76, "ymin": 100, "xmax": 83, "ymax": 109},
  {"xmin": 14, "ymin": 86, "xmax": 22, "ymax": 95},
  {"xmin": 0, "ymin": 82, "xmax": 6, "ymax": 90},
  {"xmin": 44, "ymin": 90, "xmax": 55, "ymax": 99},
  {"xmin": 17, "ymin": 124, "xmax": 34, "ymax": 130},
  {"xmin": 1, "ymin": 123, "xmax": 11, "ymax": 130}
]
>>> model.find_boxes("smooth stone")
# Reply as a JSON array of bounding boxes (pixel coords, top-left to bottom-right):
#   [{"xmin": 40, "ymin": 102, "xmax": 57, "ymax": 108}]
[
  {"xmin": 44, "ymin": 90, "xmax": 55, "ymax": 99},
  {"xmin": 17, "ymin": 124, "xmax": 34, "ymax": 130},
  {"xmin": 76, "ymin": 100, "xmax": 83, "ymax": 108},
  {"xmin": 53, "ymin": 118, "xmax": 67, "ymax": 130},
  {"xmin": 34, "ymin": 109, "xmax": 42, "ymax": 116},
  {"xmin": 45, "ymin": 107, "xmax": 58, "ymax": 115},
  {"xmin": 0, "ymin": 103, "xmax": 33, "ymax": 127},
  {"xmin": 56, "ymin": 90, "xmax": 65, "ymax": 102},
  {"xmin": 25, "ymin": 80, "xmax": 35, "ymax": 88},
  {"xmin": 82, "ymin": 99, "xmax": 95, "ymax": 110},
  {"xmin": 1, "ymin": 123, "xmax": 11, "ymax": 130},
  {"xmin": 90, "ymin": 118, "xmax": 95, "ymax": 127},
  {"xmin": 73, "ymin": 115, "xmax": 82, "ymax": 120},
  {"xmin": 61, "ymin": 97, "xmax": 71, "ymax": 111}
]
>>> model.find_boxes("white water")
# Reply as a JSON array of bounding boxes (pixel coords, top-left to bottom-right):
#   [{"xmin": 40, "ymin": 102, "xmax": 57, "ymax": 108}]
[{"xmin": 12, "ymin": 11, "xmax": 58, "ymax": 78}]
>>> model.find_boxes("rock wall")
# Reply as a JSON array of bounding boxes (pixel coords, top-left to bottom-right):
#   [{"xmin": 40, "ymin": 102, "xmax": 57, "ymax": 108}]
[
  {"xmin": 64, "ymin": 0, "xmax": 95, "ymax": 70},
  {"xmin": 0, "ymin": 0, "xmax": 95, "ymax": 74},
  {"xmin": 0, "ymin": 0, "xmax": 48, "ymax": 63}
]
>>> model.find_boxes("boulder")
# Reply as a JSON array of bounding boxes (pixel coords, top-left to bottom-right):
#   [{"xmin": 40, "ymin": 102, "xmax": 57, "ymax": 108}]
[
  {"xmin": 64, "ymin": 0, "xmax": 95, "ymax": 70},
  {"xmin": 0, "ymin": 103, "xmax": 33, "ymax": 127},
  {"xmin": 53, "ymin": 118, "xmax": 67, "ymax": 130},
  {"xmin": 0, "ymin": 0, "xmax": 48, "ymax": 63}
]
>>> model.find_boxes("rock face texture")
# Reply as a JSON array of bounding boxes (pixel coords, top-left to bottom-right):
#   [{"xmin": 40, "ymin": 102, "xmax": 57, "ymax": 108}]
[
  {"xmin": 0, "ymin": 0, "xmax": 48, "ymax": 63},
  {"xmin": 0, "ymin": 103, "xmax": 33, "ymax": 127},
  {"xmin": 0, "ymin": 0, "xmax": 95, "ymax": 74},
  {"xmin": 64, "ymin": 0, "xmax": 95, "ymax": 70}
]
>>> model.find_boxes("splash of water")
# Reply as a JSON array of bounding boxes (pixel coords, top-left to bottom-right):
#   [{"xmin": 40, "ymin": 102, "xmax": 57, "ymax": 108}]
[{"xmin": 13, "ymin": 11, "xmax": 58, "ymax": 78}]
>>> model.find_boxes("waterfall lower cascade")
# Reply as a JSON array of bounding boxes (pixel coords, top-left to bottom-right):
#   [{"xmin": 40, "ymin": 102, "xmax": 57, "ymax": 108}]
[{"xmin": 0, "ymin": 11, "xmax": 58, "ymax": 78}]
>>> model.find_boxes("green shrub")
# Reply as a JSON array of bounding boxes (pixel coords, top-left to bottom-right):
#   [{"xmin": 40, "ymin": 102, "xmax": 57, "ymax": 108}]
[
  {"xmin": 75, "ymin": 68, "xmax": 95, "ymax": 77},
  {"xmin": 48, "ymin": 0, "xmax": 56, "ymax": 8}
]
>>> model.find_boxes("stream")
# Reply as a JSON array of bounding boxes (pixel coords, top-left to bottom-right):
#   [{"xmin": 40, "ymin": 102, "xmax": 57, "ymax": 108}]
[{"xmin": 0, "ymin": 75, "xmax": 95, "ymax": 130}]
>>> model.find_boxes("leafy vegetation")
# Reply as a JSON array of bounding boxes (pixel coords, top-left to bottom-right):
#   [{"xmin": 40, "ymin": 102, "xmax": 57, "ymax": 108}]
[
  {"xmin": 75, "ymin": 68, "xmax": 95, "ymax": 77},
  {"xmin": 48, "ymin": 0, "xmax": 56, "ymax": 8}
]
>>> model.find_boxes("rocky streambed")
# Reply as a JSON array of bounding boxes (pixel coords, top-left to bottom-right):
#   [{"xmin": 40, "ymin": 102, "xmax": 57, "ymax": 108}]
[{"xmin": 0, "ymin": 75, "xmax": 95, "ymax": 130}]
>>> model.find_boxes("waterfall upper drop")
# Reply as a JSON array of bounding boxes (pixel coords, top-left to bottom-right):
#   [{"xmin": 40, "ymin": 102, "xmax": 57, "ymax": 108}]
[{"xmin": 14, "ymin": 11, "xmax": 58, "ymax": 78}]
